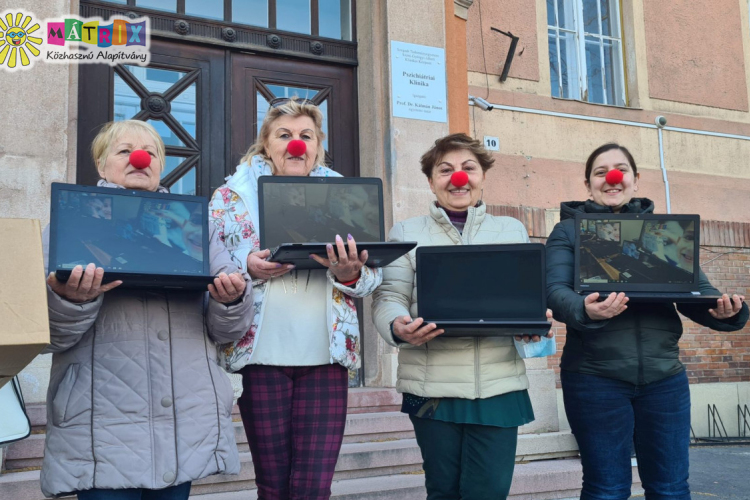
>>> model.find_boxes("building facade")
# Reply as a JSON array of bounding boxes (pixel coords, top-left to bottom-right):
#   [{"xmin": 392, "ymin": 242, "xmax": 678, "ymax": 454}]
[{"xmin": 1, "ymin": 0, "xmax": 749, "ymax": 470}]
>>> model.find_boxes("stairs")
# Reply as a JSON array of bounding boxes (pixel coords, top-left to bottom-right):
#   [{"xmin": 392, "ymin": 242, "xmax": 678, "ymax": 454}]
[{"xmin": 0, "ymin": 388, "xmax": 642, "ymax": 499}]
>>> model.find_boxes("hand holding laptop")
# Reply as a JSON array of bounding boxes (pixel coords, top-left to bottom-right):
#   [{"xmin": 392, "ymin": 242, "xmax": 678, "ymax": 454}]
[
  {"xmin": 247, "ymin": 249, "xmax": 295, "ymax": 280},
  {"xmin": 208, "ymin": 272, "xmax": 247, "ymax": 304},
  {"xmin": 47, "ymin": 263, "xmax": 122, "ymax": 303},
  {"xmin": 309, "ymin": 234, "xmax": 368, "ymax": 283},
  {"xmin": 708, "ymin": 294, "xmax": 745, "ymax": 320},
  {"xmin": 392, "ymin": 316, "xmax": 444, "ymax": 346},
  {"xmin": 584, "ymin": 292, "xmax": 629, "ymax": 321},
  {"xmin": 514, "ymin": 309, "xmax": 555, "ymax": 343}
]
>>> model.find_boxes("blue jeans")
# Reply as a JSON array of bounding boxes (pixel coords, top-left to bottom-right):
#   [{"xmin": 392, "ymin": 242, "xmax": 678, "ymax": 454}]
[
  {"xmin": 77, "ymin": 482, "xmax": 191, "ymax": 500},
  {"xmin": 561, "ymin": 370, "xmax": 691, "ymax": 500}
]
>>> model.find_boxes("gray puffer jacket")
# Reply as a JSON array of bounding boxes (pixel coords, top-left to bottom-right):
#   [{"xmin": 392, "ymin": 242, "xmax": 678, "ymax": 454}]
[{"xmin": 40, "ymin": 215, "xmax": 253, "ymax": 497}]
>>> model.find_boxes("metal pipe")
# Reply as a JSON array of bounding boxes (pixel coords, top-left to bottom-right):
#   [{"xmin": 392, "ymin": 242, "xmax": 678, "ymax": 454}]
[
  {"xmin": 469, "ymin": 101, "xmax": 750, "ymax": 213},
  {"xmin": 470, "ymin": 101, "xmax": 750, "ymax": 141},
  {"xmin": 658, "ymin": 127, "xmax": 671, "ymax": 213}
]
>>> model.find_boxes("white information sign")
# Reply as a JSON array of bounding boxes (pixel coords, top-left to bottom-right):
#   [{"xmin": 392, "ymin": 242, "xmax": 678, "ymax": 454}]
[
  {"xmin": 391, "ymin": 41, "xmax": 447, "ymax": 123},
  {"xmin": 483, "ymin": 136, "xmax": 500, "ymax": 151}
]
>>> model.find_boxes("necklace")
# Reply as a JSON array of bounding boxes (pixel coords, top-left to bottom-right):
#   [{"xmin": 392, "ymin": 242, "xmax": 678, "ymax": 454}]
[{"xmin": 280, "ymin": 270, "xmax": 311, "ymax": 294}]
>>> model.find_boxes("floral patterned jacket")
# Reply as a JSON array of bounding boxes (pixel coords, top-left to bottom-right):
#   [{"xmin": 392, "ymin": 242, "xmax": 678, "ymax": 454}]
[{"xmin": 209, "ymin": 155, "xmax": 383, "ymax": 372}]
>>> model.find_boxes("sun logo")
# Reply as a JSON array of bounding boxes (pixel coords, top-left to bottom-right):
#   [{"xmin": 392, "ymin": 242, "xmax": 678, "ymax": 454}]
[{"xmin": 0, "ymin": 11, "xmax": 42, "ymax": 70}]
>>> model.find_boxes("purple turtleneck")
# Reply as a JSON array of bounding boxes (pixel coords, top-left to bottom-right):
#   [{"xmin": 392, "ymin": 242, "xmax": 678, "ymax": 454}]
[{"xmin": 439, "ymin": 204, "xmax": 469, "ymax": 234}]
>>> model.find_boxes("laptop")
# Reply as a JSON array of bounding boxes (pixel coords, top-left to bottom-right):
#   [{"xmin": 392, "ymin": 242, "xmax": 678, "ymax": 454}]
[
  {"xmin": 49, "ymin": 183, "xmax": 214, "ymax": 290},
  {"xmin": 574, "ymin": 213, "xmax": 721, "ymax": 303},
  {"xmin": 416, "ymin": 244, "xmax": 551, "ymax": 337},
  {"xmin": 258, "ymin": 176, "xmax": 416, "ymax": 270}
]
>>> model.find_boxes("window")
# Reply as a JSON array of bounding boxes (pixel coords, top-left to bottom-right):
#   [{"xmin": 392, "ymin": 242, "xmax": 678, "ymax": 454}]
[
  {"xmin": 112, "ymin": 0, "xmax": 352, "ymax": 40},
  {"xmin": 547, "ymin": 0, "xmax": 626, "ymax": 106}
]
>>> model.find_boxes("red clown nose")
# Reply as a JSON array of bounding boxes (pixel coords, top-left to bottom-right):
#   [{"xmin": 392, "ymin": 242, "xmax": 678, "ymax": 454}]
[
  {"xmin": 605, "ymin": 169, "xmax": 624, "ymax": 185},
  {"xmin": 287, "ymin": 140, "xmax": 307, "ymax": 157},
  {"xmin": 129, "ymin": 150, "xmax": 152, "ymax": 169},
  {"xmin": 450, "ymin": 170, "xmax": 469, "ymax": 187}
]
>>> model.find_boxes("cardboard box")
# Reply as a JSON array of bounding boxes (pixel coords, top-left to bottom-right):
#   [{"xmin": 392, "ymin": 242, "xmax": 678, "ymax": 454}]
[{"xmin": 0, "ymin": 219, "xmax": 50, "ymax": 389}]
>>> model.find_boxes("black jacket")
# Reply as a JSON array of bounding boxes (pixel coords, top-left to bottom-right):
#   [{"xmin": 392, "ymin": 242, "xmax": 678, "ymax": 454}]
[{"xmin": 546, "ymin": 198, "xmax": 749, "ymax": 385}]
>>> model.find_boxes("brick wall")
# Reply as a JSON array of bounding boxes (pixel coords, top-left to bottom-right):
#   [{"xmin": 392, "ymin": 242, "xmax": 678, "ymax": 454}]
[{"xmin": 486, "ymin": 205, "xmax": 750, "ymax": 387}]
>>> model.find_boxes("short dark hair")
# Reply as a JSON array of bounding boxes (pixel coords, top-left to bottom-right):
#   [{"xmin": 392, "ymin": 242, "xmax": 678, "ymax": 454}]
[
  {"xmin": 584, "ymin": 143, "xmax": 638, "ymax": 183},
  {"xmin": 420, "ymin": 133, "xmax": 495, "ymax": 178}
]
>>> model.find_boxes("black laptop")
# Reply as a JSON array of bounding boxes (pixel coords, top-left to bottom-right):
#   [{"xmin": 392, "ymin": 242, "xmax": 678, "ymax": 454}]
[
  {"xmin": 49, "ymin": 183, "xmax": 214, "ymax": 290},
  {"xmin": 574, "ymin": 213, "xmax": 721, "ymax": 303},
  {"xmin": 416, "ymin": 244, "xmax": 551, "ymax": 337},
  {"xmin": 258, "ymin": 176, "xmax": 416, "ymax": 270}
]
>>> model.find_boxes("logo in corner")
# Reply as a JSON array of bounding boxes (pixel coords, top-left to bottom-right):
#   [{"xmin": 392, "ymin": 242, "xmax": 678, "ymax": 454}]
[{"xmin": 0, "ymin": 10, "xmax": 42, "ymax": 71}]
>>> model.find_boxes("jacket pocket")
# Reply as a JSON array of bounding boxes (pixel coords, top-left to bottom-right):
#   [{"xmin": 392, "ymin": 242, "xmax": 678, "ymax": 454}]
[{"xmin": 51, "ymin": 363, "xmax": 86, "ymax": 427}]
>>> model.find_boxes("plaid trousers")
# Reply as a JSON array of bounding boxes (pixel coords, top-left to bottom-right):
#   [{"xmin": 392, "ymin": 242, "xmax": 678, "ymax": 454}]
[{"xmin": 237, "ymin": 364, "xmax": 349, "ymax": 500}]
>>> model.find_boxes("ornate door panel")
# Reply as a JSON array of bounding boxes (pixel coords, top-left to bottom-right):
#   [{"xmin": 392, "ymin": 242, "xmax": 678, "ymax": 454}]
[
  {"xmin": 77, "ymin": 40, "xmax": 226, "ymax": 197},
  {"xmin": 230, "ymin": 53, "xmax": 359, "ymax": 177}
]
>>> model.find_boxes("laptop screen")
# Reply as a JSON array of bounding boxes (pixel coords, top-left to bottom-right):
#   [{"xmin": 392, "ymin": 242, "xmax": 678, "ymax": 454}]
[
  {"xmin": 418, "ymin": 245, "xmax": 545, "ymax": 321},
  {"xmin": 259, "ymin": 177, "xmax": 383, "ymax": 248},
  {"xmin": 577, "ymin": 216, "xmax": 697, "ymax": 287},
  {"xmin": 50, "ymin": 184, "xmax": 208, "ymax": 276}
]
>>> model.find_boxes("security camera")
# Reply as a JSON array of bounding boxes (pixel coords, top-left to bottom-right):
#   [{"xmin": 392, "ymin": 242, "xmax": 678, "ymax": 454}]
[
  {"xmin": 655, "ymin": 116, "xmax": 667, "ymax": 128},
  {"xmin": 470, "ymin": 96, "xmax": 494, "ymax": 111}
]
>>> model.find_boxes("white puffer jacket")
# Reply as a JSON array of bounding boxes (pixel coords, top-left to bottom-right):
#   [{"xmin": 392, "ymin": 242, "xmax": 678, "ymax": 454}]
[{"xmin": 372, "ymin": 202, "xmax": 530, "ymax": 399}]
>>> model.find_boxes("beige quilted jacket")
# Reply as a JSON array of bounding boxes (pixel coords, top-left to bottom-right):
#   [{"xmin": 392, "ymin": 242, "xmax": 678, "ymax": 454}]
[{"xmin": 372, "ymin": 202, "xmax": 530, "ymax": 399}]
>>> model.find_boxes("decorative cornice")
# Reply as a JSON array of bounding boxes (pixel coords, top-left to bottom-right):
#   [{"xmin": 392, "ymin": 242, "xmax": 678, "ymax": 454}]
[{"xmin": 454, "ymin": 0, "xmax": 474, "ymax": 20}]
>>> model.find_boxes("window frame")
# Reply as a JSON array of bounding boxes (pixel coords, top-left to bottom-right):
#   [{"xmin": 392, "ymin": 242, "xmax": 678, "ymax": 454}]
[
  {"xmin": 548, "ymin": 0, "xmax": 627, "ymax": 107},
  {"xmin": 100, "ymin": 0, "xmax": 353, "ymax": 40}
]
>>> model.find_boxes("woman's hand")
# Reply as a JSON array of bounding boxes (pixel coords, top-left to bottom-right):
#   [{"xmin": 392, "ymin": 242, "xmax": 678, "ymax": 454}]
[
  {"xmin": 516, "ymin": 309, "xmax": 555, "ymax": 343},
  {"xmin": 47, "ymin": 263, "xmax": 122, "ymax": 303},
  {"xmin": 392, "ymin": 316, "xmax": 444, "ymax": 346},
  {"xmin": 584, "ymin": 292, "xmax": 629, "ymax": 321},
  {"xmin": 208, "ymin": 272, "xmax": 247, "ymax": 304},
  {"xmin": 247, "ymin": 249, "xmax": 295, "ymax": 280},
  {"xmin": 310, "ymin": 234, "xmax": 367, "ymax": 283},
  {"xmin": 709, "ymin": 294, "xmax": 745, "ymax": 320}
]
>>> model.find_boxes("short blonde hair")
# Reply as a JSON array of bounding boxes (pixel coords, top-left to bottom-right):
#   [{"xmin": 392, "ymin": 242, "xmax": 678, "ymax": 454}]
[
  {"xmin": 91, "ymin": 120, "xmax": 166, "ymax": 175},
  {"xmin": 240, "ymin": 98, "xmax": 327, "ymax": 172}
]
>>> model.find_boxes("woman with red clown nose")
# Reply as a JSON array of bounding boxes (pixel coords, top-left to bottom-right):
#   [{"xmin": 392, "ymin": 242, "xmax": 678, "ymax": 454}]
[
  {"xmin": 40, "ymin": 120, "xmax": 252, "ymax": 500},
  {"xmin": 546, "ymin": 143, "xmax": 748, "ymax": 500},
  {"xmin": 209, "ymin": 97, "xmax": 382, "ymax": 500},
  {"xmin": 372, "ymin": 133, "xmax": 554, "ymax": 500}
]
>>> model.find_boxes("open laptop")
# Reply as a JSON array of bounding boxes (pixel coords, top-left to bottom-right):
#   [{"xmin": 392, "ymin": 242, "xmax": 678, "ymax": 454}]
[
  {"xmin": 258, "ymin": 176, "xmax": 416, "ymax": 270},
  {"xmin": 574, "ymin": 213, "xmax": 721, "ymax": 303},
  {"xmin": 416, "ymin": 244, "xmax": 551, "ymax": 337},
  {"xmin": 49, "ymin": 183, "xmax": 214, "ymax": 290}
]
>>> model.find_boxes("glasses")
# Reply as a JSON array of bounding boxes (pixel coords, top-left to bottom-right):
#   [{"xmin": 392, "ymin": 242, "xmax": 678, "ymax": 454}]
[{"xmin": 269, "ymin": 97, "xmax": 317, "ymax": 109}]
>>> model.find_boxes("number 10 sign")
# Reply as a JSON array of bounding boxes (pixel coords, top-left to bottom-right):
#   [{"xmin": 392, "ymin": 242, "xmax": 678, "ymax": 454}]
[{"xmin": 483, "ymin": 136, "xmax": 499, "ymax": 151}]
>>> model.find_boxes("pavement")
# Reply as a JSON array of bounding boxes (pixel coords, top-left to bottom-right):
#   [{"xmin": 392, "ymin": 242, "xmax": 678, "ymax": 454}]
[{"xmin": 688, "ymin": 445, "xmax": 750, "ymax": 499}]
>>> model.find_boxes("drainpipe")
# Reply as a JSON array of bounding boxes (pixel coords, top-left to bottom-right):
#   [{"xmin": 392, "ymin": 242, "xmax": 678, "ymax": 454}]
[{"xmin": 655, "ymin": 116, "xmax": 671, "ymax": 213}]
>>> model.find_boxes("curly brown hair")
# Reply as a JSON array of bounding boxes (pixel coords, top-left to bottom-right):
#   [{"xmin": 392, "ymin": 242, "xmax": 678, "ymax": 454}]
[{"xmin": 420, "ymin": 133, "xmax": 495, "ymax": 178}]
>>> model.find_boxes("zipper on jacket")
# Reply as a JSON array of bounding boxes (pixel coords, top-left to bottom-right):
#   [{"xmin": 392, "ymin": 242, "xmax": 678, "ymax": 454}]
[
  {"xmin": 466, "ymin": 206, "xmax": 477, "ymax": 245},
  {"xmin": 474, "ymin": 338, "xmax": 480, "ymax": 398},
  {"xmin": 635, "ymin": 313, "xmax": 644, "ymax": 385}
]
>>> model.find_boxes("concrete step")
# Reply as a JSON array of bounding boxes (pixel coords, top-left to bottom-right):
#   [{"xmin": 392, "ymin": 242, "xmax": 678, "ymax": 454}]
[
  {"xmin": 192, "ymin": 473, "xmax": 427, "ymax": 500},
  {"xmin": 346, "ymin": 388, "xmax": 401, "ymax": 414},
  {"xmin": 0, "ymin": 439, "xmax": 424, "ymax": 499},
  {"xmin": 5, "ymin": 412, "xmax": 416, "ymax": 469},
  {"xmin": 21, "ymin": 387, "xmax": 401, "ymax": 431},
  {"xmin": 6, "ymin": 423, "xmax": 576, "ymax": 472},
  {"xmin": 0, "ymin": 452, "xmax": 642, "ymax": 500},
  {"xmin": 191, "ymin": 458, "xmax": 643, "ymax": 500}
]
